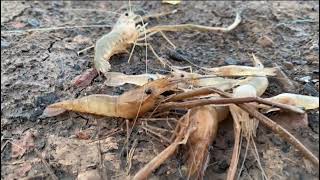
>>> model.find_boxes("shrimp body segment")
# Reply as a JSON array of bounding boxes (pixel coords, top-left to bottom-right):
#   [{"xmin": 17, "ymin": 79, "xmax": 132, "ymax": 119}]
[{"xmin": 43, "ymin": 78, "xmax": 178, "ymax": 119}]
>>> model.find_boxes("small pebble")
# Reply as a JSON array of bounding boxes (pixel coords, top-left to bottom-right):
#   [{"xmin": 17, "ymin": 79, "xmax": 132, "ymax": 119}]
[
  {"xmin": 308, "ymin": 113, "xmax": 319, "ymax": 133},
  {"xmin": 73, "ymin": 64, "xmax": 81, "ymax": 71},
  {"xmin": 1, "ymin": 39, "xmax": 10, "ymax": 48},
  {"xmin": 281, "ymin": 142, "xmax": 291, "ymax": 153},
  {"xmin": 51, "ymin": 1, "xmax": 64, "ymax": 7},
  {"xmin": 27, "ymin": 18, "xmax": 40, "ymax": 27},
  {"xmin": 224, "ymin": 57, "xmax": 238, "ymax": 65},
  {"xmin": 303, "ymin": 82, "xmax": 319, "ymax": 96},
  {"xmin": 114, "ymin": 86, "xmax": 124, "ymax": 95},
  {"xmin": 257, "ymin": 35, "xmax": 274, "ymax": 48},
  {"xmin": 298, "ymin": 76, "xmax": 311, "ymax": 83},
  {"xmin": 34, "ymin": 92, "xmax": 59, "ymax": 110},
  {"xmin": 270, "ymin": 135, "xmax": 283, "ymax": 146},
  {"xmin": 36, "ymin": 138, "xmax": 46, "ymax": 150},
  {"xmin": 30, "ymin": 108, "xmax": 44, "ymax": 120},
  {"xmin": 282, "ymin": 61, "xmax": 294, "ymax": 70},
  {"xmin": 312, "ymin": 79, "xmax": 319, "ymax": 83},
  {"xmin": 292, "ymin": 60, "xmax": 307, "ymax": 65}
]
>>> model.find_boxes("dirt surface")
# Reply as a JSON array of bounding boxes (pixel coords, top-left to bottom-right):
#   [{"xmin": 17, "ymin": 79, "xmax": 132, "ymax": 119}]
[{"xmin": 1, "ymin": 1, "xmax": 319, "ymax": 180}]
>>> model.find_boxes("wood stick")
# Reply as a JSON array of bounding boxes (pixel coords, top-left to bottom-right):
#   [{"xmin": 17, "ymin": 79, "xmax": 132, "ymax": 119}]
[
  {"xmin": 160, "ymin": 96, "xmax": 305, "ymax": 114},
  {"xmin": 226, "ymin": 115, "xmax": 241, "ymax": 180},
  {"xmin": 239, "ymin": 104, "xmax": 319, "ymax": 166}
]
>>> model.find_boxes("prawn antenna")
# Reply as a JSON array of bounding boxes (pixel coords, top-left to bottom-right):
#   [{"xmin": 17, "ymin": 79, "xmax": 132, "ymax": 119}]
[
  {"xmin": 136, "ymin": 14, "xmax": 149, "ymax": 74},
  {"xmin": 129, "ymin": 0, "xmax": 132, "ymax": 14}
]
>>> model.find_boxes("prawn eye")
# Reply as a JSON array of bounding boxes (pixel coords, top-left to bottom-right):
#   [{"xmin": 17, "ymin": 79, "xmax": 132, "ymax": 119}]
[
  {"xmin": 125, "ymin": 12, "xmax": 129, "ymax": 16},
  {"xmin": 180, "ymin": 74, "xmax": 185, "ymax": 78},
  {"xmin": 145, "ymin": 88, "xmax": 153, "ymax": 95}
]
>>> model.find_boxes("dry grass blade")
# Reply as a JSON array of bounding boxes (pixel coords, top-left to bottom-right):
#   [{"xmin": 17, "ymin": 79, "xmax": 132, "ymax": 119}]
[
  {"xmin": 2, "ymin": 24, "xmax": 112, "ymax": 34},
  {"xmin": 141, "ymin": 126, "xmax": 171, "ymax": 145},
  {"xmin": 133, "ymin": 113, "xmax": 194, "ymax": 180},
  {"xmin": 34, "ymin": 149, "xmax": 58, "ymax": 180}
]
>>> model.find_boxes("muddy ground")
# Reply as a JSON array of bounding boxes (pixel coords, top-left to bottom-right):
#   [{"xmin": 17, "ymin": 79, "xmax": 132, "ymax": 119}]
[{"xmin": 1, "ymin": 1, "xmax": 319, "ymax": 180}]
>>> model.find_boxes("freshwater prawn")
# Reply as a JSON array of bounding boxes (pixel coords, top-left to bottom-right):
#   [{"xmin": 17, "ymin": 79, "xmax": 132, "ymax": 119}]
[
  {"xmin": 93, "ymin": 10, "xmax": 144, "ymax": 75},
  {"xmin": 42, "ymin": 77, "xmax": 180, "ymax": 119},
  {"xmin": 75, "ymin": 4, "xmax": 242, "ymax": 84},
  {"xmin": 133, "ymin": 53, "xmax": 319, "ymax": 179}
]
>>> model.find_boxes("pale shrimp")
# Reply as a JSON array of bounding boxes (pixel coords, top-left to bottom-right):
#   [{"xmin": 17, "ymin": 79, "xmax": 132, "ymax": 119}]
[
  {"xmin": 93, "ymin": 11, "xmax": 142, "ymax": 75},
  {"xmin": 92, "ymin": 8, "xmax": 242, "ymax": 76},
  {"xmin": 265, "ymin": 93, "xmax": 319, "ymax": 110},
  {"xmin": 236, "ymin": 53, "xmax": 269, "ymax": 96},
  {"xmin": 42, "ymin": 77, "xmax": 179, "ymax": 119},
  {"xmin": 204, "ymin": 65, "xmax": 277, "ymax": 77},
  {"xmin": 104, "ymin": 72, "xmax": 165, "ymax": 87},
  {"xmin": 170, "ymin": 67, "xmax": 241, "ymax": 90},
  {"xmin": 103, "ymin": 68, "xmax": 242, "ymax": 90}
]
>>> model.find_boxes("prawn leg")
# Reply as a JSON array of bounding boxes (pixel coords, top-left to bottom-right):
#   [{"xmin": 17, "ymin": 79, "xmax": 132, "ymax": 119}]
[{"xmin": 77, "ymin": 45, "xmax": 95, "ymax": 56}]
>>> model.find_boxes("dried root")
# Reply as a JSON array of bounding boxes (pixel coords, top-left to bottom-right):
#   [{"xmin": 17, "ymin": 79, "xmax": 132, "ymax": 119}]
[{"xmin": 133, "ymin": 113, "xmax": 195, "ymax": 180}]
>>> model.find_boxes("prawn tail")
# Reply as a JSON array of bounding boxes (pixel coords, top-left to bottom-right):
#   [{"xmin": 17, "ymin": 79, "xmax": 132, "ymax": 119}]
[
  {"xmin": 41, "ymin": 95, "xmax": 118, "ymax": 117},
  {"xmin": 267, "ymin": 93, "xmax": 319, "ymax": 110}
]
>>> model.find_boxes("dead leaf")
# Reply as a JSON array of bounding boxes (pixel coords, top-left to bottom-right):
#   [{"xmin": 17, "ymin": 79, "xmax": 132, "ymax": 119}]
[
  {"xmin": 11, "ymin": 21, "xmax": 26, "ymax": 29},
  {"xmin": 73, "ymin": 35, "xmax": 92, "ymax": 44},
  {"xmin": 162, "ymin": 0, "xmax": 181, "ymax": 5},
  {"xmin": 17, "ymin": 163, "xmax": 32, "ymax": 177},
  {"xmin": 11, "ymin": 131, "xmax": 35, "ymax": 158},
  {"xmin": 257, "ymin": 35, "xmax": 274, "ymax": 48},
  {"xmin": 270, "ymin": 112, "xmax": 308, "ymax": 130},
  {"xmin": 72, "ymin": 68, "xmax": 98, "ymax": 87},
  {"xmin": 75, "ymin": 131, "xmax": 91, "ymax": 140}
]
